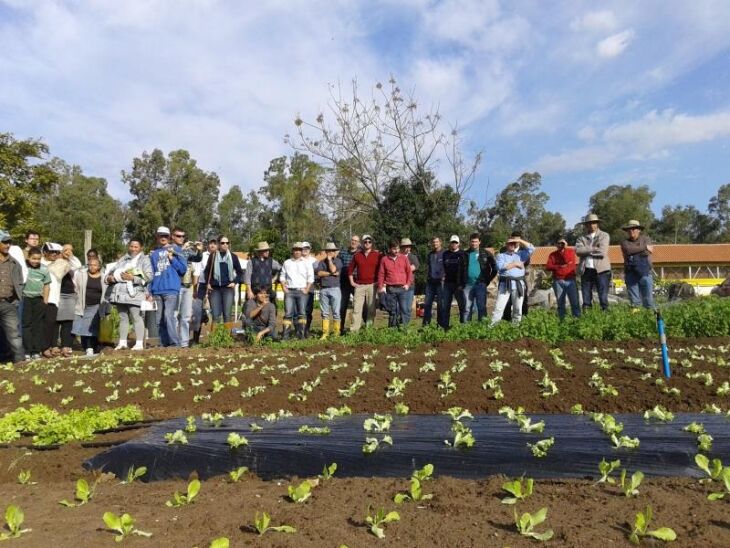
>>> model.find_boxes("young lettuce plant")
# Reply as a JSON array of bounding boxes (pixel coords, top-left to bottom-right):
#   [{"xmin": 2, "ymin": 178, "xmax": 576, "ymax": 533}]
[
  {"xmin": 707, "ymin": 467, "xmax": 730, "ymax": 500},
  {"xmin": 514, "ymin": 507, "xmax": 554, "ymax": 541},
  {"xmin": 596, "ymin": 459, "xmax": 622, "ymax": 484},
  {"xmin": 209, "ymin": 538, "xmax": 229, "ymax": 548},
  {"xmin": 253, "ymin": 511, "xmax": 296, "ymax": 536},
  {"xmin": 287, "ymin": 479, "xmax": 318, "ymax": 503},
  {"xmin": 227, "ymin": 432, "xmax": 249, "ymax": 448},
  {"xmin": 0, "ymin": 505, "xmax": 31, "ymax": 540},
  {"xmin": 362, "ymin": 435, "xmax": 393, "ymax": 454},
  {"xmin": 229, "ymin": 466, "xmax": 249, "ymax": 483},
  {"xmin": 166, "ymin": 479, "xmax": 201, "ymax": 507},
  {"xmin": 695, "ymin": 454, "xmax": 723, "ymax": 483},
  {"xmin": 394, "ymin": 464, "xmax": 434, "ymax": 504},
  {"xmin": 528, "ymin": 437, "xmax": 554, "ymax": 458},
  {"xmin": 102, "ymin": 511, "xmax": 152, "ymax": 541},
  {"xmin": 121, "ymin": 465, "xmax": 147, "ymax": 484},
  {"xmin": 501, "ymin": 477, "xmax": 534, "ymax": 504},
  {"xmin": 620, "ymin": 470, "xmax": 644, "ymax": 498},
  {"xmin": 59, "ymin": 478, "xmax": 97, "ymax": 507},
  {"xmin": 445, "ymin": 421, "xmax": 475, "ymax": 449},
  {"xmin": 17, "ymin": 470, "xmax": 36, "ymax": 485},
  {"xmin": 365, "ymin": 507, "xmax": 400, "ymax": 539},
  {"xmin": 320, "ymin": 463, "xmax": 337, "ymax": 480},
  {"xmin": 628, "ymin": 506, "xmax": 677, "ymax": 544}
]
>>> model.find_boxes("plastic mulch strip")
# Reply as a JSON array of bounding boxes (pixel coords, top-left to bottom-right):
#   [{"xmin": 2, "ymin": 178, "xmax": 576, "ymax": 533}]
[{"xmin": 84, "ymin": 413, "xmax": 730, "ymax": 481}]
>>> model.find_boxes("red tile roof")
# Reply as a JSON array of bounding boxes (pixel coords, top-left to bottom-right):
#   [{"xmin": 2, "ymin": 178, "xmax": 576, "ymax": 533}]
[{"xmin": 529, "ymin": 244, "xmax": 730, "ymax": 266}]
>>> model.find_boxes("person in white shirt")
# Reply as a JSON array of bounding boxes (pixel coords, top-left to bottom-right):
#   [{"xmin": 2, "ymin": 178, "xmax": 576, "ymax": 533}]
[
  {"xmin": 280, "ymin": 242, "xmax": 314, "ymax": 340},
  {"xmin": 190, "ymin": 238, "xmax": 217, "ymax": 346},
  {"xmin": 301, "ymin": 241, "xmax": 318, "ymax": 337}
]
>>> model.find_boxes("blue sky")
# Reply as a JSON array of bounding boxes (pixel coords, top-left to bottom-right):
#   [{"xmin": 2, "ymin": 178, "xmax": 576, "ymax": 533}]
[{"xmin": 1, "ymin": 0, "xmax": 729, "ymax": 225}]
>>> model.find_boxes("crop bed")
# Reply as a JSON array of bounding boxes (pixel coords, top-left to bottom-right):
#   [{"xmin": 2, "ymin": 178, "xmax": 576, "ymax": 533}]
[{"xmin": 2, "ymin": 337, "xmax": 730, "ymax": 546}]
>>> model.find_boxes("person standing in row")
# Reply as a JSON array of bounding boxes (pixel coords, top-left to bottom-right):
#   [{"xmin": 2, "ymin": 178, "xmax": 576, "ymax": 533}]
[
  {"xmin": 22, "ymin": 247, "xmax": 50, "ymax": 360},
  {"xmin": 55, "ymin": 244, "xmax": 82, "ymax": 357},
  {"xmin": 149, "ymin": 226, "xmax": 187, "ymax": 347},
  {"xmin": 491, "ymin": 235, "xmax": 534, "ymax": 325},
  {"xmin": 377, "ymin": 239, "xmax": 413, "ymax": 327},
  {"xmin": 203, "ymin": 236, "xmax": 244, "ymax": 324},
  {"xmin": 338, "ymin": 235, "xmax": 360, "ymax": 335},
  {"xmin": 422, "ymin": 237, "xmax": 444, "ymax": 327},
  {"xmin": 576, "ymin": 213, "xmax": 611, "ymax": 311},
  {"xmin": 316, "ymin": 243, "xmax": 342, "ymax": 339},
  {"xmin": 280, "ymin": 242, "xmax": 314, "ymax": 340},
  {"xmin": 0, "ymin": 230, "xmax": 25, "ymax": 363},
  {"xmin": 172, "ymin": 228, "xmax": 202, "ymax": 348},
  {"xmin": 399, "ymin": 238, "xmax": 419, "ymax": 325},
  {"xmin": 23, "ymin": 231, "xmax": 40, "ymax": 260},
  {"xmin": 301, "ymin": 242, "xmax": 318, "ymax": 337},
  {"xmin": 545, "ymin": 237, "xmax": 580, "ymax": 319},
  {"xmin": 107, "ymin": 239, "xmax": 152, "ymax": 350},
  {"xmin": 348, "ymin": 235, "xmax": 381, "ymax": 332},
  {"xmin": 441, "ymin": 235, "xmax": 467, "ymax": 329},
  {"xmin": 72, "ymin": 257, "xmax": 107, "ymax": 356},
  {"xmin": 620, "ymin": 220, "xmax": 654, "ymax": 309},
  {"xmin": 463, "ymin": 233, "xmax": 497, "ymax": 322},
  {"xmin": 191, "ymin": 238, "xmax": 218, "ymax": 346},
  {"xmin": 245, "ymin": 241, "xmax": 281, "ymax": 304}
]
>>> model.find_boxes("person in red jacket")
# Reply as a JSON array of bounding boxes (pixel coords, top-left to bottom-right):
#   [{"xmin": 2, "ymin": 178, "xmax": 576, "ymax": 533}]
[
  {"xmin": 545, "ymin": 237, "xmax": 581, "ymax": 319},
  {"xmin": 347, "ymin": 235, "xmax": 381, "ymax": 332}
]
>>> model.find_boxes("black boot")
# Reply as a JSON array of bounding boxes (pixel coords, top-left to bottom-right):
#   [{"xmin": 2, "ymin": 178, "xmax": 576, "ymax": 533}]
[
  {"xmin": 281, "ymin": 325, "xmax": 291, "ymax": 341},
  {"xmin": 192, "ymin": 330, "xmax": 201, "ymax": 347},
  {"xmin": 296, "ymin": 322, "xmax": 305, "ymax": 340}
]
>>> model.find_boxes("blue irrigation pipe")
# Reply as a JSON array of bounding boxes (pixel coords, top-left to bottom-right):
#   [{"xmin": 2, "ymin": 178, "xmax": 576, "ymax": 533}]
[{"xmin": 656, "ymin": 309, "xmax": 671, "ymax": 378}]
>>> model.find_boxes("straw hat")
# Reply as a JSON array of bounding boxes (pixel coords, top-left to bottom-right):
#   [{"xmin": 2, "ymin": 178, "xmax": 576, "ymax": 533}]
[
  {"xmin": 254, "ymin": 241, "xmax": 271, "ymax": 251},
  {"xmin": 581, "ymin": 213, "xmax": 601, "ymax": 224},
  {"xmin": 399, "ymin": 238, "xmax": 413, "ymax": 247},
  {"xmin": 292, "ymin": 242, "xmax": 304, "ymax": 249},
  {"xmin": 622, "ymin": 220, "xmax": 644, "ymax": 230},
  {"xmin": 324, "ymin": 242, "xmax": 338, "ymax": 251}
]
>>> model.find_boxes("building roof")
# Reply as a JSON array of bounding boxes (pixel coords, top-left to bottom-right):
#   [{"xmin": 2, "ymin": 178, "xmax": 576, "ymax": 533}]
[{"xmin": 529, "ymin": 244, "xmax": 730, "ymax": 266}]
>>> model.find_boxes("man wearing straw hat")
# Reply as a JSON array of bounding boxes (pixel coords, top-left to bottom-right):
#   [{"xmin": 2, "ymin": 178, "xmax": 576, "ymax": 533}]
[
  {"xmin": 280, "ymin": 242, "xmax": 314, "ymax": 340},
  {"xmin": 620, "ymin": 220, "xmax": 655, "ymax": 308},
  {"xmin": 316, "ymin": 243, "xmax": 343, "ymax": 339},
  {"xmin": 575, "ymin": 213, "xmax": 611, "ymax": 311},
  {"xmin": 245, "ymin": 241, "xmax": 282, "ymax": 304}
]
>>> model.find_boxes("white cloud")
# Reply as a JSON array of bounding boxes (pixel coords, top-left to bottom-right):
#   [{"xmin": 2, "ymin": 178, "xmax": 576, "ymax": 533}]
[
  {"xmin": 570, "ymin": 10, "xmax": 618, "ymax": 32},
  {"xmin": 596, "ymin": 29, "xmax": 635, "ymax": 58}
]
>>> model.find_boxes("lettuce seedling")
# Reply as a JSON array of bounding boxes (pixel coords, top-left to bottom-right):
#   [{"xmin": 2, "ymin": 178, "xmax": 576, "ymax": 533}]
[
  {"xmin": 102, "ymin": 511, "xmax": 152, "ymax": 542},
  {"xmin": 17, "ymin": 470, "xmax": 36, "ymax": 485},
  {"xmin": 707, "ymin": 467, "xmax": 730, "ymax": 500},
  {"xmin": 253, "ymin": 511, "xmax": 296, "ymax": 536},
  {"xmin": 445, "ymin": 421, "xmax": 475, "ymax": 448},
  {"xmin": 501, "ymin": 477, "xmax": 534, "ymax": 504},
  {"xmin": 0, "ymin": 505, "xmax": 31, "ymax": 540},
  {"xmin": 365, "ymin": 507, "xmax": 400, "ymax": 538},
  {"xmin": 514, "ymin": 507, "xmax": 554, "ymax": 541},
  {"xmin": 394, "ymin": 465, "xmax": 434, "ymax": 504},
  {"xmin": 611, "ymin": 434, "xmax": 641, "ymax": 449},
  {"xmin": 320, "ymin": 463, "xmax": 337, "ymax": 480},
  {"xmin": 643, "ymin": 405, "xmax": 675, "ymax": 422},
  {"xmin": 596, "ymin": 459, "xmax": 621, "ymax": 484},
  {"xmin": 185, "ymin": 416, "xmax": 197, "ymax": 433},
  {"xmin": 121, "ymin": 465, "xmax": 147, "ymax": 484},
  {"xmin": 528, "ymin": 438, "xmax": 554, "ymax": 458},
  {"xmin": 620, "ymin": 470, "xmax": 644, "ymax": 497},
  {"xmin": 298, "ymin": 425, "xmax": 331, "ymax": 435},
  {"xmin": 317, "ymin": 405, "xmax": 352, "ymax": 421},
  {"xmin": 394, "ymin": 402, "xmax": 410, "ymax": 415},
  {"xmin": 443, "ymin": 407, "xmax": 473, "ymax": 422},
  {"xmin": 363, "ymin": 414, "xmax": 392, "ymax": 433},
  {"xmin": 570, "ymin": 404, "xmax": 584, "ymax": 415},
  {"xmin": 209, "ymin": 538, "xmax": 229, "ymax": 548},
  {"xmin": 628, "ymin": 506, "xmax": 677, "ymax": 544},
  {"xmin": 164, "ymin": 430, "xmax": 188, "ymax": 445},
  {"xmin": 695, "ymin": 454, "xmax": 723, "ymax": 483},
  {"xmin": 227, "ymin": 432, "xmax": 248, "ymax": 448},
  {"xmin": 362, "ymin": 435, "xmax": 393, "ymax": 454},
  {"xmin": 287, "ymin": 480, "xmax": 316, "ymax": 503},
  {"xmin": 437, "ymin": 371, "xmax": 456, "ymax": 397},
  {"xmin": 59, "ymin": 478, "xmax": 97, "ymax": 507},
  {"xmin": 166, "ymin": 479, "xmax": 201, "ymax": 507},
  {"xmin": 229, "ymin": 467, "xmax": 249, "ymax": 483},
  {"xmin": 385, "ymin": 377, "xmax": 411, "ymax": 398}
]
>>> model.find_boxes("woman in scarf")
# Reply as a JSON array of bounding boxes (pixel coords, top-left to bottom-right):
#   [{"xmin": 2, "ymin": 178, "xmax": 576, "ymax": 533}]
[
  {"xmin": 201, "ymin": 236, "xmax": 243, "ymax": 323},
  {"xmin": 106, "ymin": 239, "xmax": 153, "ymax": 350},
  {"xmin": 72, "ymin": 257, "xmax": 108, "ymax": 356}
]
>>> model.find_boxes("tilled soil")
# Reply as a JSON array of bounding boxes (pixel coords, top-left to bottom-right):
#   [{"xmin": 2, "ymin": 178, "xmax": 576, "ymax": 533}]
[{"xmin": 1, "ymin": 337, "xmax": 730, "ymax": 546}]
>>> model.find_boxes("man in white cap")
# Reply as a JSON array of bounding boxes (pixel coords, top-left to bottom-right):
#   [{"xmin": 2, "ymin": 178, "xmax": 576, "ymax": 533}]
[
  {"xmin": 280, "ymin": 242, "xmax": 314, "ymax": 339},
  {"xmin": 491, "ymin": 235, "xmax": 534, "ymax": 325},
  {"xmin": 316, "ymin": 243, "xmax": 343, "ymax": 339},
  {"xmin": 620, "ymin": 220, "xmax": 654, "ymax": 308},
  {"xmin": 0, "ymin": 230, "xmax": 25, "ymax": 362},
  {"xmin": 148, "ymin": 226, "xmax": 187, "ymax": 347},
  {"xmin": 440, "ymin": 235, "xmax": 467, "ymax": 328},
  {"xmin": 575, "ymin": 213, "xmax": 611, "ymax": 311},
  {"xmin": 301, "ymin": 242, "xmax": 318, "ymax": 337}
]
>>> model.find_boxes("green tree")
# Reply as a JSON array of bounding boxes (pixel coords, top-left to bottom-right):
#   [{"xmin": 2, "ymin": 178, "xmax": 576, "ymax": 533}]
[
  {"xmin": 122, "ymin": 149, "xmax": 220, "ymax": 245},
  {"xmin": 37, "ymin": 162, "xmax": 126, "ymax": 260},
  {"xmin": 652, "ymin": 205, "xmax": 719, "ymax": 244},
  {"xmin": 216, "ymin": 185, "xmax": 271, "ymax": 250},
  {"xmin": 587, "ymin": 184, "xmax": 656, "ymax": 243},
  {"xmin": 708, "ymin": 184, "xmax": 730, "ymax": 242},
  {"xmin": 470, "ymin": 172, "xmax": 565, "ymax": 246},
  {"xmin": 0, "ymin": 132, "xmax": 58, "ymax": 235}
]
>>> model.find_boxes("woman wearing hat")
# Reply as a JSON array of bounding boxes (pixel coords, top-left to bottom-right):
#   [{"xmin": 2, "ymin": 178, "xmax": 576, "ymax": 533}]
[
  {"xmin": 315, "ymin": 243, "xmax": 343, "ymax": 339},
  {"xmin": 575, "ymin": 213, "xmax": 611, "ymax": 311},
  {"xmin": 620, "ymin": 220, "xmax": 654, "ymax": 308},
  {"xmin": 490, "ymin": 235, "xmax": 534, "ymax": 326}
]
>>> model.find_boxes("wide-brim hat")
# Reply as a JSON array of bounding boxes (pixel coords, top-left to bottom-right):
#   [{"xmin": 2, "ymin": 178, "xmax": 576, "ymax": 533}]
[
  {"xmin": 156, "ymin": 226, "xmax": 171, "ymax": 235},
  {"xmin": 622, "ymin": 220, "xmax": 644, "ymax": 230},
  {"xmin": 581, "ymin": 213, "xmax": 601, "ymax": 224},
  {"xmin": 42, "ymin": 242, "xmax": 63, "ymax": 252},
  {"xmin": 324, "ymin": 242, "xmax": 338, "ymax": 251},
  {"xmin": 399, "ymin": 238, "xmax": 413, "ymax": 247},
  {"xmin": 292, "ymin": 242, "xmax": 304, "ymax": 250},
  {"xmin": 255, "ymin": 241, "xmax": 271, "ymax": 251}
]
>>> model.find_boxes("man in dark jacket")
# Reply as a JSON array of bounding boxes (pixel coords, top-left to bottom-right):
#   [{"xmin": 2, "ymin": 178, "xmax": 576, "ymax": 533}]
[
  {"xmin": 463, "ymin": 233, "xmax": 497, "ymax": 322},
  {"xmin": 0, "ymin": 230, "xmax": 25, "ymax": 362},
  {"xmin": 440, "ymin": 235, "xmax": 467, "ymax": 329},
  {"xmin": 620, "ymin": 220, "xmax": 654, "ymax": 309},
  {"xmin": 422, "ymin": 237, "xmax": 444, "ymax": 327}
]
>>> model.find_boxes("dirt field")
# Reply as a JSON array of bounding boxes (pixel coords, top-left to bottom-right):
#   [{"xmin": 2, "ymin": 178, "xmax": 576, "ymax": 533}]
[{"xmin": 2, "ymin": 337, "xmax": 730, "ymax": 546}]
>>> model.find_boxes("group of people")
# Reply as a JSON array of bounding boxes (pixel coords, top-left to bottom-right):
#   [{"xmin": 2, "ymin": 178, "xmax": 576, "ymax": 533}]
[{"xmin": 0, "ymin": 212, "xmax": 655, "ymax": 362}]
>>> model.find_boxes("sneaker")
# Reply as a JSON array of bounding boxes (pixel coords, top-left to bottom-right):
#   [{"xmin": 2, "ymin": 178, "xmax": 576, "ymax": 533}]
[
  {"xmin": 24, "ymin": 354, "xmax": 31, "ymax": 361},
  {"xmin": 114, "ymin": 342, "xmax": 128, "ymax": 350},
  {"xmin": 132, "ymin": 343, "xmax": 144, "ymax": 351},
  {"xmin": 85, "ymin": 348, "xmax": 95, "ymax": 357},
  {"xmin": 30, "ymin": 354, "xmax": 41, "ymax": 360}
]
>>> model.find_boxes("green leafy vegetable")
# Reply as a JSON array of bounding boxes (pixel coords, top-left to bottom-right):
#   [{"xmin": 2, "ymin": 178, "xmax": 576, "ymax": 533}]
[
  {"xmin": 253, "ymin": 512, "xmax": 296, "ymax": 536},
  {"xmin": 166, "ymin": 479, "xmax": 201, "ymax": 507},
  {"xmin": 501, "ymin": 476, "xmax": 534, "ymax": 504},
  {"xmin": 628, "ymin": 506, "xmax": 677, "ymax": 544},
  {"xmin": 514, "ymin": 507, "xmax": 554, "ymax": 541},
  {"xmin": 365, "ymin": 507, "xmax": 400, "ymax": 538},
  {"xmin": 102, "ymin": 511, "xmax": 152, "ymax": 542}
]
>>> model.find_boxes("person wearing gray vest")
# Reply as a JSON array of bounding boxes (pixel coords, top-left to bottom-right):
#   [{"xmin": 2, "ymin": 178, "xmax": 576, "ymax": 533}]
[
  {"xmin": 316, "ymin": 243, "xmax": 343, "ymax": 340},
  {"xmin": 245, "ymin": 241, "xmax": 281, "ymax": 304},
  {"xmin": 620, "ymin": 220, "xmax": 654, "ymax": 309},
  {"xmin": 575, "ymin": 213, "xmax": 611, "ymax": 311}
]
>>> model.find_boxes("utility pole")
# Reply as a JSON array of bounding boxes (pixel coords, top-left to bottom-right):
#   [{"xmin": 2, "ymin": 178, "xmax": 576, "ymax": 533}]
[{"xmin": 83, "ymin": 230, "xmax": 92, "ymax": 257}]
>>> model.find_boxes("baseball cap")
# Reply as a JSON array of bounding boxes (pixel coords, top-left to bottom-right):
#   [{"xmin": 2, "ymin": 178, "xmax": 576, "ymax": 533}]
[
  {"xmin": 449, "ymin": 235, "xmax": 460, "ymax": 243},
  {"xmin": 362, "ymin": 234, "xmax": 373, "ymax": 242},
  {"xmin": 42, "ymin": 242, "xmax": 63, "ymax": 252},
  {"xmin": 0, "ymin": 230, "xmax": 11, "ymax": 243},
  {"xmin": 301, "ymin": 241, "xmax": 311, "ymax": 249},
  {"xmin": 156, "ymin": 226, "xmax": 171, "ymax": 235}
]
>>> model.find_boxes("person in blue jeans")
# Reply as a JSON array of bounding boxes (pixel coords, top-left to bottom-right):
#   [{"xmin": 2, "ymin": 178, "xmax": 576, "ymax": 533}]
[
  {"xmin": 620, "ymin": 220, "xmax": 655, "ymax": 308},
  {"xmin": 545, "ymin": 237, "xmax": 581, "ymax": 319},
  {"xmin": 440, "ymin": 235, "xmax": 467, "ymax": 329},
  {"xmin": 399, "ymin": 238, "xmax": 419, "ymax": 326},
  {"xmin": 149, "ymin": 226, "xmax": 187, "ymax": 347},
  {"xmin": 422, "ymin": 237, "xmax": 444, "ymax": 327},
  {"xmin": 280, "ymin": 242, "xmax": 314, "ymax": 339},
  {"xmin": 202, "ymin": 236, "xmax": 244, "ymax": 323},
  {"xmin": 463, "ymin": 233, "xmax": 497, "ymax": 322}
]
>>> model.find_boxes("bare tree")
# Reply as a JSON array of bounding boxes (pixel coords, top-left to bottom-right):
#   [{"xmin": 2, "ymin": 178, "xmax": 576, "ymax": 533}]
[{"xmin": 285, "ymin": 77, "xmax": 482, "ymax": 211}]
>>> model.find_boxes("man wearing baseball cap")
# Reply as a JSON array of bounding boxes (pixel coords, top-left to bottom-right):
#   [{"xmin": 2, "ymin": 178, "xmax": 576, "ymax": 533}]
[
  {"xmin": 0, "ymin": 230, "xmax": 25, "ymax": 362},
  {"xmin": 347, "ymin": 234, "xmax": 381, "ymax": 332},
  {"xmin": 441, "ymin": 235, "xmax": 467, "ymax": 329},
  {"xmin": 149, "ymin": 226, "xmax": 188, "ymax": 347},
  {"xmin": 545, "ymin": 236, "xmax": 580, "ymax": 319},
  {"xmin": 620, "ymin": 220, "xmax": 654, "ymax": 308},
  {"xmin": 399, "ymin": 238, "xmax": 419, "ymax": 325},
  {"xmin": 575, "ymin": 213, "xmax": 611, "ymax": 311}
]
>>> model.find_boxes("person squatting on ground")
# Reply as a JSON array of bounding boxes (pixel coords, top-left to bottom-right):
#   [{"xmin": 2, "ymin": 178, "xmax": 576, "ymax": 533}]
[
  {"xmin": 148, "ymin": 226, "xmax": 187, "ymax": 347},
  {"xmin": 620, "ymin": 219, "xmax": 655, "ymax": 309},
  {"xmin": 377, "ymin": 239, "xmax": 413, "ymax": 327},
  {"xmin": 545, "ymin": 236, "xmax": 581, "ymax": 320},
  {"xmin": 491, "ymin": 235, "xmax": 535, "ymax": 325},
  {"xmin": 440, "ymin": 235, "xmax": 467, "ymax": 329},
  {"xmin": 280, "ymin": 242, "xmax": 314, "ymax": 340},
  {"xmin": 576, "ymin": 213, "xmax": 611, "ymax": 311},
  {"xmin": 463, "ymin": 232, "xmax": 497, "ymax": 322},
  {"xmin": 107, "ymin": 239, "xmax": 152, "ymax": 350},
  {"xmin": 348, "ymin": 235, "xmax": 381, "ymax": 332},
  {"xmin": 243, "ymin": 285, "xmax": 277, "ymax": 342},
  {"xmin": 316, "ymin": 243, "xmax": 342, "ymax": 339}
]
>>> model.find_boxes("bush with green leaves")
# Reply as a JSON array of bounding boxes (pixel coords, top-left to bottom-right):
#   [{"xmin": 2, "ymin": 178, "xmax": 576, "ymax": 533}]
[{"xmin": 206, "ymin": 323, "xmax": 235, "ymax": 348}]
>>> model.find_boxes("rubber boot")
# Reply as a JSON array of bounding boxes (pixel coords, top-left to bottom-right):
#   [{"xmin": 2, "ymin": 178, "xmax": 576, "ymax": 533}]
[
  {"xmin": 296, "ymin": 320, "xmax": 306, "ymax": 340},
  {"xmin": 192, "ymin": 330, "xmax": 201, "ymax": 347},
  {"xmin": 281, "ymin": 321, "xmax": 292, "ymax": 341},
  {"xmin": 320, "ymin": 319, "xmax": 330, "ymax": 340}
]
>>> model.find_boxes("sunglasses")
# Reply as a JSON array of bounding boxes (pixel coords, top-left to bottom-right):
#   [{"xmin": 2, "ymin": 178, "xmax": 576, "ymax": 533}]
[
  {"xmin": 220, "ymin": 241, "xmax": 230, "ymax": 244},
  {"xmin": 173, "ymin": 234, "xmax": 185, "ymax": 238},
  {"xmin": 363, "ymin": 239, "xmax": 372, "ymax": 243}
]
